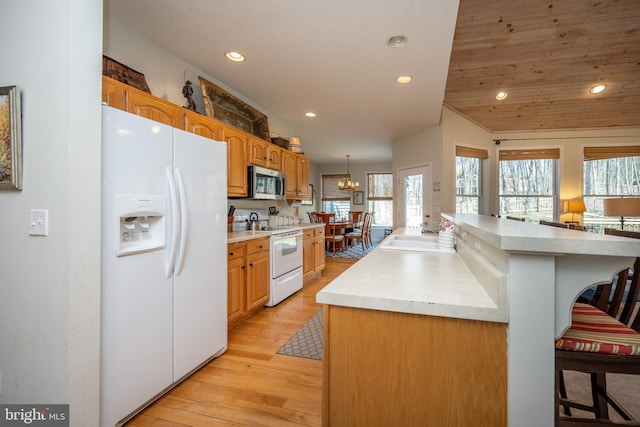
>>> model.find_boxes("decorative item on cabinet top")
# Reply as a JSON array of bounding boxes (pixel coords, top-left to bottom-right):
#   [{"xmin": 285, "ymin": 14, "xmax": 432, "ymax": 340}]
[
  {"xmin": 102, "ymin": 55, "xmax": 151, "ymax": 94},
  {"xmin": 198, "ymin": 76, "xmax": 269, "ymax": 140}
]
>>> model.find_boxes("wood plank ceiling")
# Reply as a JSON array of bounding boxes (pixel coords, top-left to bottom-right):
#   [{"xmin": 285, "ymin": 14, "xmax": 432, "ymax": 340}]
[{"xmin": 444, "ymin": 0, "xmax": 640, "ymax": 132}]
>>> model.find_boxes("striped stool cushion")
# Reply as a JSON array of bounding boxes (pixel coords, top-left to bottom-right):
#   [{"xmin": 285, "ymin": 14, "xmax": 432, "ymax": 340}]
[{"xmin": 555, "ymin": 303, "xmax": 640, "ymax": 355}]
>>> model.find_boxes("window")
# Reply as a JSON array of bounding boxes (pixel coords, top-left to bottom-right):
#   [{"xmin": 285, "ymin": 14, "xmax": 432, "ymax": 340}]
[
  {"xmin": 367, "ymin": 172, "xmax": 393, "ymax": 226},
  {"xmin": 456, "ymin": 146, "xmax": 487, "ymax": 214},
  {"xmin": 583, "ymin": 146, "xmax": 640, "ymax": 232},
  {"xmin": 321, "ymin": 174, "xmax": 351, "ymax": 220},
  {"xmin": 498, "ymin": 148, "xmax": 559, "ymax": 221}
]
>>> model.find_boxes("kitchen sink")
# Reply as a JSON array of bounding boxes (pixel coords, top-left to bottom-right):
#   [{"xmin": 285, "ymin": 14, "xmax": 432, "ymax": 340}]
[{"xmin": 379, "ymin": 233, "xmax": 456, "ymax": 253}]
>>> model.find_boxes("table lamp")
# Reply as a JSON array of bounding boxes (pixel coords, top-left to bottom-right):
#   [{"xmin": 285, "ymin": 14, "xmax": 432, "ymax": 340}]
[
  {"xmin": 563, "ymin": 199, "xmax": 586, "ymax": 224},
  {"xmin": 603, "ymin": 197, "xmax": 640, "ymax": 229}
]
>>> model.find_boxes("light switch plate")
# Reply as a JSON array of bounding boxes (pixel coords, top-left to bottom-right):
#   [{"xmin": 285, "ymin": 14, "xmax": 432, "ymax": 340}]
[{"xmin": 29, "ymin": 209, "xmax": 48, "ymax": 236}]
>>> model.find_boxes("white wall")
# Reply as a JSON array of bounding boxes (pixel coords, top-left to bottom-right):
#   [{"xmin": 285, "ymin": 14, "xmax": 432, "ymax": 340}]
[
  {"xmin": 0, "ymin": 1, "xmax": 102, "ymax": 426},
  {"xmin": 392, "ymin": 106, "xmax": 640, "ymax": 224},
  {"xmin": 103, "ymin": 16, "xmax": 295, "ymax": 142},
  {"xmin": 392, "ymin": 123, "xmax": 443, "ymax": 227},
  {"xmin": 442, "ymin": 106, "xmax": 493, "ymax": 214}
]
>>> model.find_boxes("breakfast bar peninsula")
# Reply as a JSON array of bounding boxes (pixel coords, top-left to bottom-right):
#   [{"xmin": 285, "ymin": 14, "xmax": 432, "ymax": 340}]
[{"xmin": 316, "ymin": 214, "xmax": 640, "ymax": 427}]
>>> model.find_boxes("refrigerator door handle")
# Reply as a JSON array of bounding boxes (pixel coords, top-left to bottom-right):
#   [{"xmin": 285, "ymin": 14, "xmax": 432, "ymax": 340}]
[
  {"xmin": 174, "ymin": 168, "xmax": 188, "ymax": 276},
  {"xmin": 166, "ymin": 166, "xmax": 180, "ymax": 278}
]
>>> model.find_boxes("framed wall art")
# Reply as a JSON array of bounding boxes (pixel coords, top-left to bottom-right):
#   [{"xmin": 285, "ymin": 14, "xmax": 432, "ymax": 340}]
[
  {"xmin": 0, "ymin": 85, "xmax": 22, "ymax": 190},
  {"xmin": 353, "ymin": 190, "xmax": 364, "ymax": 205}
]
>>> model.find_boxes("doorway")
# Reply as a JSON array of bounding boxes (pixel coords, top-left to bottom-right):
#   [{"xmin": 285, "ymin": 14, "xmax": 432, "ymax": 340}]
[{"xmin": 397, "ymin": 165, "xmax": 432, "ymax": 229}]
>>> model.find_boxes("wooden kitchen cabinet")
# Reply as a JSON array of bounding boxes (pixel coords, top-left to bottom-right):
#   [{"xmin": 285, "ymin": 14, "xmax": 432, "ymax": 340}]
[
  {"xmin": 303, "ymin": 226, "xmax": 325, "ymax": 282},
  {"xmin": 248, "ymin": 136, "xmax": 269, "ymax": 168},
  {"xmin": 224, "ymin": 126, "xmax": 249, "ymax": 197},
  {"xmin": 183, "ymin": 108, "xmax": 224, "ymax": 140},
  {"xmin": 245, "ymin": 237, "xmax": 270, "ymax": 311},
  {"xmin": 127, "ymin": 87, "xmax": 184, "ymax": 128},
  {"xmin": 227, "ymin": 237, "xmax": 270, "ymax": 328},
  {"xmin": 227, "ymin": 242, "xmax": 246, "ymax": 325},
  {"xmin": 248, "ymin": 136, "xmax": 285, "ymax": 171},
  {"xmin": 266, "ymin": 143, "xmax": 283, "ymax": 171},
  {"xmin": 282, "ymin": 151, "xmax": 310, "ymax": 200},
  {"xmin": 102, "ymin": 76, "xmax": 127, "ymax": 110},
  {"xmin": 322, "ymin": 305, "xmax": 508, "ymax": 426}
]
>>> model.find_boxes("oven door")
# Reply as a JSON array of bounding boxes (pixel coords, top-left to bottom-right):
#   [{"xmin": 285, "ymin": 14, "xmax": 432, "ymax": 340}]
[{"xmin": 271, "ymin": 231, "xmax": 303, "ymax": 278}]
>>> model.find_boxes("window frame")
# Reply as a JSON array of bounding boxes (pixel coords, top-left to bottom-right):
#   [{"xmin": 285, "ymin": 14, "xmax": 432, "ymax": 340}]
[
  {"xmin": 497, "ymin": 148, "xmax": 560, "ymax": 221},
  {"xmin": 366, "ymin": 172, "xmax": 393, "ymax": 227},
  {"xmin": 583, "ymin": 146, "xmax": 640, "ymax": 232},
  {"xmin": 455, "ymin": 145, "xmax": 488, "ymax": 215}
]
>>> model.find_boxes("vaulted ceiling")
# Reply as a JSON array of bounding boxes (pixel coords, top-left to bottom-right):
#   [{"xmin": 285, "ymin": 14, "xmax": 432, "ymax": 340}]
[
  {"xmin": 106, "ymin": 0, "xmax": 640, "ymax": 164},
  {"xmin": 445, "ymin": 0, "xmax": 640, "ymax": 132}
]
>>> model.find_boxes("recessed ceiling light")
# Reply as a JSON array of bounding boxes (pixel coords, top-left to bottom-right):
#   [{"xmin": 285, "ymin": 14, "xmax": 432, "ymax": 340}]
[
  {"xmin": 225, "ymin": 51, "xmax": 245, "ymax": 62},
  {"xmin": 396, "ymin": 75, "xmax": 413, "ymax": 84},
  {"xmin": 496, "ymin": 91, "xmax": 508, "ymax": 100},
  {"xmin": 305, "ymin": 112, "xmax": 316, "ymax": 118},
  {"xmin": 589, "ymin": 84, "xmax": 606, "ymax": 94},
  {"xmin": 387, "ymin": 35, "xmax": 408, "ymax": 48}
]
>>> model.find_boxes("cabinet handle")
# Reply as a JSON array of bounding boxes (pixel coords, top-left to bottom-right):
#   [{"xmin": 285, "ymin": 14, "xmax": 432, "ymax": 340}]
[
  {"xmin": 230, "ymin": 252, "xmax": 234, "ymax": 256},
  {"xmin": 241, "ymin": 266, "xmax": 245, "ymax": 270},
  {"xmin": 258, "ymin": 245, "xmax": 263, "ymax": 249},
  {"xmin": 249, "ymin": 263, "xmax": 253, "ymax": 267}
]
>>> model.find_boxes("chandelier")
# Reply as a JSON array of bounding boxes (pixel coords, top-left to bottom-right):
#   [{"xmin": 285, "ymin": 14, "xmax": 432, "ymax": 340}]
[{"xmin": 337, "ymin": 155, "xmax": 359, "ymax": 192}]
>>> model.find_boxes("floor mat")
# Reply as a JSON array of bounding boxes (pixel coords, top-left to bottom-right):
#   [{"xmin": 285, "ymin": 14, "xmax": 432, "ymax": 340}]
[
  {"xmin": 276, "ymin": 309, "xmax": 323, "ymax": 360},
  {"xmin": 325, "ymin": 242, "xmax": 377, "ymax": 259}
]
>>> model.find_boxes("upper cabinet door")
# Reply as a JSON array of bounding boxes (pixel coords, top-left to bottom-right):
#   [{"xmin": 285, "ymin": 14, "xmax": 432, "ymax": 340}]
[
  {"xmin": 183, "ymin": 109, "xmax": 224, "ymax": 141},
  {"xmin": 224, "ymin": 127, "xmax": 249, "ymax": 197},
  {"xmin": 297, "ymin": 155, "xmax": 310, "ymax": 199},
  {"xmin": 248, "ymin": 136, "xmax": 268, "ymax": 168},
  {"xmin": 102, "ymin": 76, "xmax": 127, "ymax": 110},
  {"xmin": 266, "ymin": 144, "xmax": 283, "ymax": 171},
  {"xmin": 127, "ymin": 90, "xmax": 183, "ymax": 128}
]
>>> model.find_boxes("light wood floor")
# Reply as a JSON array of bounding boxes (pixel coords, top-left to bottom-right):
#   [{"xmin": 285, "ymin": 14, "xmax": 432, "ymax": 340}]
[{"xmin": 125, "ymin": 257, "xmax": 357, "ymax": 427}]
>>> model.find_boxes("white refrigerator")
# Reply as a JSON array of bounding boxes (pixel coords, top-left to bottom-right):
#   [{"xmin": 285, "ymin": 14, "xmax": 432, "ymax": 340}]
[{"xmin": 100, "ymin": 105, "xmax": 227, "ymax": 427}]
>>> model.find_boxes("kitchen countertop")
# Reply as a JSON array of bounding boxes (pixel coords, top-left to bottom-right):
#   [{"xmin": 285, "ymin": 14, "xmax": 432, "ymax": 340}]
[
  {"xmin": 316, "ymin": 227, "xmax": 505, "ymax": 323},
  {"xmin": 227, "ymin": 223, "xmax": 323, "ymax": 244},
  {"xmin": 316, "ymin": 215, "xmax": 640, "ymax": 324}
]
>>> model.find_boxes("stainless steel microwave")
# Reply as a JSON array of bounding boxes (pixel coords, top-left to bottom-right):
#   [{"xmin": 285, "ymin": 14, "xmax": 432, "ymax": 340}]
[{"xmin": 248, "ymin": 165, "xmax": 286, "ymax": 200}]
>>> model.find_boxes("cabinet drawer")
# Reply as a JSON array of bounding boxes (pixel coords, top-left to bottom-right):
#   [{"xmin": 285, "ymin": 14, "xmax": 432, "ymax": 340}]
[
  {"xmin": 246, "ymin": 237, "xmax": 269, "ymax": 255},
  {"xmin": 315, "ymin": 228, "xmax": 325, "ymax": 238},
  {"xmin": 228, "ymin": 243, "xmax": 245, "ymax": 261},
  {"xmin": 303, "ymin": 229, "xmax": 315, "ymax": 240}
]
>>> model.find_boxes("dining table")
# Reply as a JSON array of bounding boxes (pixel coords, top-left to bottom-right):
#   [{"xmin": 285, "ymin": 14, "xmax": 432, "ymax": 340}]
[{"xmin": 332, "ymin": 219, "xmax": 363, "ymax": 246}]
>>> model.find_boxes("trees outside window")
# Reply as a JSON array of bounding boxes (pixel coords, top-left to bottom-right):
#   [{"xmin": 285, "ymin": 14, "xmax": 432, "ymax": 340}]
[
  {"xmin": 498, "ymin": 148, "xmax": 559, "ymax": 221},
  {"xmin": 456, "ymin": 146, "xmax": 487, "ymax": 214},
  {"xmin": 367, "ymin": 173, "xmax": 392, "ymax": 226},
  {"xmin": 583, "ymin": 146, "xmax": 640, "ymax": 232}
]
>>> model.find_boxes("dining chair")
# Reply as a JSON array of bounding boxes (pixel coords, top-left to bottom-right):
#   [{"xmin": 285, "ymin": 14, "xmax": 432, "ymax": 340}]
[
  {"xmin": 320, "ymin": 213, "xmax": 345, "ymax": 253},
  {"xmin": 345, "ymin": 212, "xmax": 370, "ymax": 250},
  {"xmin": 555, "ymin": 228, "xmax": 640, "ymax": 425},
  {"xmin": 348, "ymin": 211, "xmax": 363, "ymax": 223},
  {"xmin": 540, "ymin": 219, "xmax": 577, "ymax": 229},
  {"xmin": 362, "ymin": 212, "xmax": 373, "ymax": 248}
]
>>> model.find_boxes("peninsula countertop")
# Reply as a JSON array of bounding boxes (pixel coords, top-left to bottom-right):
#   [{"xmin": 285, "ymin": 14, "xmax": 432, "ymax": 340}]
[{"xmin": 316, "ymin": 227, "xmax": 506, "ymax": 323}]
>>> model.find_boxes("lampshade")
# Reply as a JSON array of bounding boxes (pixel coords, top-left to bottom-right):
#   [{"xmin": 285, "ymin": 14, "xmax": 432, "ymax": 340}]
[
  {"xmin": 563, "ymin": 199, "xmax": 586, "ymax": 214},
  {"xmin": 603, "ymin": 198, "xmax": 640, "ymax": 217},
  {"xmin": 603, "ymin": 197, "xmax": 640, "ymax": 229}
]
